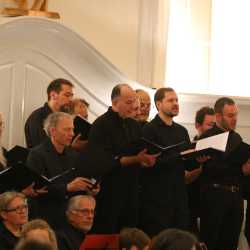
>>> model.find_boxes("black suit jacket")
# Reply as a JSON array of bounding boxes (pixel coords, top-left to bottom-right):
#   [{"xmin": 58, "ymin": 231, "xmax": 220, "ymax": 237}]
[
  {"xmin": 26, "ymin": 138, "xmax": 79, "ymax": 229},
  {"xmin": 56, "ymin": 222, "xmax": 85, "ymax": 250}
]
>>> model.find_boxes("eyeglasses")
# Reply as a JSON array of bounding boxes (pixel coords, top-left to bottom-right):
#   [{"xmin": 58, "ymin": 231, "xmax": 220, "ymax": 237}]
[
  {"xmin": 4, "ymin": 204, "xmax": 28, "ymax": 214},
  {"xmin": 71, "ymin": 208, "xmax": 95, "ymax": 216}
]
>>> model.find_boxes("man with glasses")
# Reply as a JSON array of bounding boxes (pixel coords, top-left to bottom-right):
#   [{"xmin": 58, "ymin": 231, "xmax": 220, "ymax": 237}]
[
  {"xmin": 56, "ymin": 195, "xmax": 95, "ymax": 250},
  {"xmin": 0, "ymin": 191, "xmax": 29, "ymax": 250}
]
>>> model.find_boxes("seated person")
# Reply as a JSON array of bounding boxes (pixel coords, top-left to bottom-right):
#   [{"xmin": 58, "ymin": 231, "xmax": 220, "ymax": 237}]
[
  {"xmin": 15, "ymin": 239, "xmax": 55, "ymax": 250},
  {"xmin": 56, "ymin": 195, "xmax": 95, "ymax": 250},
  {"xmin": 150, "ymin": 229, "xmax": 206, "ymax": 250},
  {"xmin": 26, "ymin": 112, "xmax": 98, "ymax": 229},
  {"xmin": 0, "ymin": 191, "xmax": 29, "ymax": 250},
  {"xmin": 20, "ymin": 219, "xmax": 58, "ymax": 250},
  {"xmin": 119, "ymin": 228, "xmax": 150, "ymax": 250}
]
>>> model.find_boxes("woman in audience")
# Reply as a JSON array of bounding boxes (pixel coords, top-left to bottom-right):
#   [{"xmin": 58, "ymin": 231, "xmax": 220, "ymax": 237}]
[
  {"xmin": 0, "ymin": 191, "xmax": 29, "ymax": 250},
  {"xmin": 20, "ymin": 219, "xmax": 58, "ymax": 250},
  {"xmin": 150, "ymin": 229, "xmax": 207, "ymax": 250}
]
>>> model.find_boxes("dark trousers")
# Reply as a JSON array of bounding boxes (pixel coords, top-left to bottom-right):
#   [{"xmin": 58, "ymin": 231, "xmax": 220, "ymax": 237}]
[
  {"xmin": 200, "ymin": 187, "xmax": 243, "ymax": 250},
  {"xmin": 244, "ymin": 196, "xmax": 250, "ymax": 245},
  {"xmin": 92, "ymin": 170, "xmax": 139, "ymax": 234}
]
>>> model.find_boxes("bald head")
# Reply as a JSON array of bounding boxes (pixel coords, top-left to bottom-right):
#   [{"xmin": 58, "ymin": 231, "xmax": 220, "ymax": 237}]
[
  {"xmin": 136, "ymin": 89, "xmax": 151, "ymax": 122},
  {"xmin": 111, "ymin": 84, "xmax": 137, "ymax": 118}
]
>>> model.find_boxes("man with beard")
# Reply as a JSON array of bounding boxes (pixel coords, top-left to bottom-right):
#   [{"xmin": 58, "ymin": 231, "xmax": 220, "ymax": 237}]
[
  {"xmin": 199, "ymin": 97, "xmax": 250, "ymax": 250},
  {"xmin": 138, "ymin": 87, "xmax": 191, "ymax": 237},
  {"xmin": 25, "ymin": 78, "xmax": 74, "ymax": 148}
]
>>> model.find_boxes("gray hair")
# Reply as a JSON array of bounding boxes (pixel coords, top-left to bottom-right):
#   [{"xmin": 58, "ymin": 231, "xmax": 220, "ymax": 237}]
[
  {"xmin": 21, "ymin": 219, "xmax": 58, "ymax": 250},
  {"xmin": 43, "ymin": 112, "xmax": 73, "ymax": 137},
  {"xmin": 0, "ymin": 191, "xmax": 26, "ymax": 214},
  {"xmin": 67, "ymin": 195, "xmax": 96, "ymax": 212}
]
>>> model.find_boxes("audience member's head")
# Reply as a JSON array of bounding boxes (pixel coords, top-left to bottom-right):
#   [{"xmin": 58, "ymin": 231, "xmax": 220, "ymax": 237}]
[
  {"xmin": 44, "ymin": 112, "xmax": 74, "ymax": 149},
  {"xmin": 136, "ymin": 89, "xmax": 151, "ymax": 122},
  {"xmin": 47, "ymin": 78, "xmax": 74, "ymax": 112},
  {"xmin": 72, "ymin": 98, "xmax": 89, "ymax": 119},
  {"xmin": 154, "ymin": 87, "xmax": 178, "ymax": 119},
  {"xmin": 0, "ymin": 192, "xmax": 28, "ymax": 231},
  {"xmin": 15, "ymin": 239, "xmax": 55, "ymax": 250},
  {"xmin": 195, "ymin": 106, "xmax": 215, "ymax": 136},
  {"xmin": 214, "ymin": 97, "xmax": 237, "ymax": 131},
  {"xmin": 150, "ymin": 229, "xmax": 204, "ymax": 250},
  {"xmin": 66, "ymin": 195, "xmax": 96, "ymax": 234},
  {"xmin": 111, "ymin": 84, "xmax": 137, "ymax": 119},
  {"xmin": 21, "ymin": 219, "xmax": 57, "ymax": 250},
  {"xmin": 119, "ymin": 228, "xmax": 150, "ymax": 250}
]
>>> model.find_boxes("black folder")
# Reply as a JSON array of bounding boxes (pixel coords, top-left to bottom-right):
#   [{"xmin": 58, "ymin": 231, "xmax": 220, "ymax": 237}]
[
  {"xmin": 180, "ymin": 147, "xmax": 223, "ymax": 161},
  {"xmin": 73, "ymin": 116, "xmax": 92, "ymax": 140},
  {"xmin": 133, "ymin": 137, "xmax": 185, "ymax": 154},
  {"xmin": 0, "ymin": 163, "xmax": 76, "ymax": 193},
  {"xmin": 6, "ymin": 146, "xmax": 29, "ymax": 166}
]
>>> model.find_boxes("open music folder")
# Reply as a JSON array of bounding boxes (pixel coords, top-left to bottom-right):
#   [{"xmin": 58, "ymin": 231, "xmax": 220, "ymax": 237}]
[
  {"xmin": 131, "ymin": 137, "xmax": 185, "ymax": 155},
  {"xmin": 181, "ymin": 131, "xmax": 229, "ymax": 161},
  {"xmin": 0, "ymin": 163, "xmax": 75, "ymax": 193},
  {"xmin": 6, "ymin": 145, "xmax": 29, "ymax": 166},
  {"xmin": 74, "ymin": 115, "xmax": 92, "ymax": 140}
]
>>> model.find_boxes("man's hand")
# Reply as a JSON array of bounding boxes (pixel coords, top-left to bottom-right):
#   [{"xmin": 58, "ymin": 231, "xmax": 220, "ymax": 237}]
[
  {"xmin": 86, "ymin": 183, "xmax": 101, "ymax": 196},
  {"xmin": 185, "ymin": 166, "xmax": 202, "ymax": 184},
  {"xmin": 67, "ymin": 177, "xmax": 93, "ymax": 192},
  {"xmin": 137, "ymin": 149, "xmax": 160, "ymax": 167},
  {"xmin": 22, "ymin": 182, "xmax": 48, "ymax": 197},
  {"xmin": 242, "ymin": 158, "xmax": 250, "ymax": 176}
]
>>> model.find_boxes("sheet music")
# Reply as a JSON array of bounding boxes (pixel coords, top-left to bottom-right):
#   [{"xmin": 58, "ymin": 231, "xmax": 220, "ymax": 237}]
[{"xmin": 195, "ymin": 131, "xmax": 229, "ymax": 152}]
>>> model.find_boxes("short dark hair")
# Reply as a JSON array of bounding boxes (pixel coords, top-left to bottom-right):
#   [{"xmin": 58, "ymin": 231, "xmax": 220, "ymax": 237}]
[
  {"xmin": 47, "ymin": 78, "xmax": 74, "ymax": 100},
  {"xmin": 119, "ymin": 228, "xmax": 150, "ymax": 250},
  {"xmin": 214, "ymin": 97, "xmax": 235, "ymax": 114},
  {"xmin": 195, "ymin": 106, "xmax": 215, "ymax": 125},
  {"xmin": 154, "ymin": 87, "xmax": 175, "ymax": 106},
  {"xmin": 111, "ymin": 83, "xmax": 131, "ymax": 101},
  {"xmin": 150, "ymin": 229, "xmax": 198, "ymax": 250}
]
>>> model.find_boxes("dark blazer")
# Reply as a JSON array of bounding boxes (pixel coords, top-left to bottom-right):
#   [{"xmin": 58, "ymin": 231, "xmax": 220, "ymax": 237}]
[
  {"xmin": 24, "ymin": 103, "xmax": 52, "ymax": 148},
  {"xmin": 56, "ymin": 222, "xmax": 85, "ymax": 250},
  {"xmin": 26, "ymin": 138, "xmax": 79, "ymax": 229},
  {"xmin": 0, "ymin": 221, "xmax": 19, "ymax": 250}
]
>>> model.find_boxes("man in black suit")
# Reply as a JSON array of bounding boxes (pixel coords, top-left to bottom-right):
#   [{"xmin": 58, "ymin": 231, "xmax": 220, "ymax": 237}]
[
  {"xmin": 139, "ymin": 87, "xmax": 192, "ymax": 237},
  {"xmin": 88, "ymin": 83, "xmax": 157, "ymax": 233},
  {"xmin": 27, "ymin": 112, "xmax": 95, "ymax": 229},
  {"xmin": 57, "ymin": 195, "xmax": 95, "ymax": 250},
  {"xmin": 199, "ymin": 97, "xmax": 250, "ymax": 250},
  {"xmin": 25, "ymin": 78, "xmax": 74, "ymax": 148}
]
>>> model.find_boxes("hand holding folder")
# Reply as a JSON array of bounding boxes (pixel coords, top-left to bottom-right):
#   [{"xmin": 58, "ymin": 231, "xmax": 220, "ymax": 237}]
[
  {"xmin": 0, "ymin": 163, "xmax": 75, "ymax": 193},
  {"xmin": 181, "ymin": 131, "xmax": 229, "ymax": 161}
]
